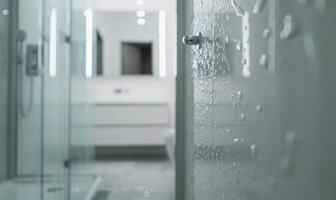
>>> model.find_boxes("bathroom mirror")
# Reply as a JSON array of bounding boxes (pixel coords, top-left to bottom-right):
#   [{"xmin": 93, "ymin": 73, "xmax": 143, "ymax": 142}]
[{"xmin": 94, "ymin": 11, "xmax": 160, "ymax": 77}]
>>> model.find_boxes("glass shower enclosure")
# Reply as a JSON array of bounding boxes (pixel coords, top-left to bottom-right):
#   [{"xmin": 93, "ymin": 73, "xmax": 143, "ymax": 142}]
[
  {"xmin": 177, "ymin": 0, "xmax": 336, "ymax": 200},
  {"xmin": 0, "ymin": 0, "xmax": 95, "ymax": 199}
]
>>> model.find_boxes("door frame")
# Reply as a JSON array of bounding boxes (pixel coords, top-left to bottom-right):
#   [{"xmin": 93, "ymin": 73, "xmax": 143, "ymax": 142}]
[
  {"xmin": 176, "ymin": 0, "xmax": 194, "ymax": 199},
  {"xmin": 7, "ymin": 0, "xmax": 19, "ymax": 180}
]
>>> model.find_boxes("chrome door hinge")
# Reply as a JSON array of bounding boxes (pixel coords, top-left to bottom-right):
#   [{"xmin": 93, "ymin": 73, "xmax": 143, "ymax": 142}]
[{"xmin": 182, "ymin": 32, "xmax": 203, "ymax": 49}]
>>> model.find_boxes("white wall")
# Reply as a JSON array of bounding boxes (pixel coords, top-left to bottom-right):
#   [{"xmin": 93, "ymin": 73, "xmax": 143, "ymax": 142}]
[{"xmin": 89, "ymin": 0, "xmax": 177, "ymax": 77}]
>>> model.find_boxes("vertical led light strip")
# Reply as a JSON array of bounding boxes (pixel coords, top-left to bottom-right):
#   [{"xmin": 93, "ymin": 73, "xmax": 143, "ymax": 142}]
[
  {"xmin": 159, "ymin": 10, "xmax": 166, "ymax": 77},
  {"xmin": 49, "ymin": 9, "xmax": 57, "ymax": 77},
  {"xmin": 242, "ymin": 13, "xmax": 250, "ymax": 77},
  {"xmin": 84, "ymin": 9, "xmax": 93, "ymax": 78}
]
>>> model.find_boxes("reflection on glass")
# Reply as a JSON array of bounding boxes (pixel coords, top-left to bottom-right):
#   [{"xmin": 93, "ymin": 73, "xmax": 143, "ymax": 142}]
[{"xmin": 49, "ymin": 8, "xmax": 57, "ymax": 77}]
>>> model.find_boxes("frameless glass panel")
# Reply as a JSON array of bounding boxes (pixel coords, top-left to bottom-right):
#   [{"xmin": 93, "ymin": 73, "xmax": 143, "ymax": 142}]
[
  {"xmin": 185, "ymin": 0, "xmax": 336, "ymax": 200},
  {"xmin": 42, "ymin": 0, "xmax": 71, "ymax": 199},
  {"xmin": 1, "ymin": 0, "xmax": 94, "ymax": 199},
  {"xmin": 70, "ymin": 0, "xmax": 96, "ymax": 200},
  {"xmin": 3, "ymin": 0, "xmax": 44, "ymax": 199}
]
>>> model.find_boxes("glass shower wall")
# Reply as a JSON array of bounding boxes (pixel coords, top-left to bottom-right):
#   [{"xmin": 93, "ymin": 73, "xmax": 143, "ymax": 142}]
[
  {"xmin": 42, "ymin": 0, "xmax": 71, "ymax": 199},
  {"xmin": 70, "ymin": 0, "xmax": 96, "ymax": 200},
  {"xmin": 1, "ymin": 0, "xmax": 95, "ymax": 199},
  {"xmin": 42, "ymin": 0, "xmax": 96, "ymax": 199},
  {"xmin": 186, "ymin": 0, "xmax": 336, "ymax": 200},
  {"xmin": 0, "ymin": 0, "xmax": 45, "ymax": 199},
  {"xmin": 15, "ymin": 0, "xmax": 44, "ymax": 199}
]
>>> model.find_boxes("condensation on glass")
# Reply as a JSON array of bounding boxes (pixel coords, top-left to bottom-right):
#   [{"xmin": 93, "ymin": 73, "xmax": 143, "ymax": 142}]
[{"xmin": 188, "ymin": 0, "xmax": 336, "ymax": 200}]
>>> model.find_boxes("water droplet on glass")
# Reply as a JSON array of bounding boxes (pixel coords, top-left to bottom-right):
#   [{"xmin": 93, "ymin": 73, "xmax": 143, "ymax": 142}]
[
  {"xmin": 253, "ymin": 0, "xmax": 265, "ymax": 14},
  {"xmin": 250, "ymin": 144, "xmax": 258, "ymax": 157},
  {"xmin": 240, "ymin": 114, "xmax": 246, "ymax": 121},
  {"xmin": 231, "ymin": 0, "xmax": 245, "ymax": 16},
  {"xmin": 236, "ymin": 41, "xmax": 242, "ymax": 51},
  {"xmin": 144, "ymin": 190, "xmax": 150, "ymax": 198},
  {"xmin": 237, "ymin": 91, "xmax": 243, "ymax": 100},
  {"xmin": 281, "ymin": 131, "xmax": 298, "ymax": 176},
  {"xmin": 233, "ymin": 162, "xmax": 237, "ymax": 169},
  {"xmin": 286, "ymin": 131, "xmax": 296, "ymax": 141},
  {"xmin": 280, "ymin": 14, "xmax": 295, "ymax": 41},
  {"xmin": 225, "ymin": 36, "xmax": 229, "ymax": 43},
  {"xmin": 225, "ymin": 126, "xmax": 231, "ymax": 134},
  {"xmin": 262, "ymin": 28, "xmax": 271, "ymax": 39},
  {"xmin": 199, "ymin": 0, "xmax": 204, "ymax": 7},
  {"xmin": 259, "ymin": 54, "xmax": 269, "ymax": 68},
  {"xmin": 256, "ymin": 105, "xmax": 262, "ymax": 113},
  {"xmin": 221, "ymin": 193, "xmax": 225, "ymax": 200}
]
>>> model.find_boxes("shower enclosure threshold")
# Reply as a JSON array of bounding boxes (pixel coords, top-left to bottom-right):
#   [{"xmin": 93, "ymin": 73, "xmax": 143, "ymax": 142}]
[{"xmin": 0, "ymin": 176, "xmax": 101, "ymax": 200}]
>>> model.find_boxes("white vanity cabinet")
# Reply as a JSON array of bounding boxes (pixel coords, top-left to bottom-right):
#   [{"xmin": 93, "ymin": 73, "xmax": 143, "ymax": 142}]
[
  {"xmin": 72, "ymin": 103, "xmax": 170, "ymax": 146},
  {"xmin": 71, "ymin": 77, "xmax": 174, "ymax": 147}
]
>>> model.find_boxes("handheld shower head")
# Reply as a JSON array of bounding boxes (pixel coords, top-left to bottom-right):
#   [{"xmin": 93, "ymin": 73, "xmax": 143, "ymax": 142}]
[
  {"xmin": 16, "ymin": 30, "xmax": 27, "ymax": 65},
  {"xmin": 16, "ymin": 29, "xmax": 34, "ymax": 118}
]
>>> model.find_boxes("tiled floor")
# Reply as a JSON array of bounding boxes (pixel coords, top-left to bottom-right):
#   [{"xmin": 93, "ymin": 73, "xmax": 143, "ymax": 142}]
[
  {"xmin": 0, "ymin": 179, "xmax": 91, "ymax": 200},
  {"xmin": 94, "ymin": 158, "xmax": 175, "ymax": 200}
]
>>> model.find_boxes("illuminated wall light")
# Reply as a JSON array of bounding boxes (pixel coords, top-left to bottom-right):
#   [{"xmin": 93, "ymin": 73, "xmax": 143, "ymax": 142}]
[
  {"xmin": 137, "ymin": 18, "xmax": 146, "ymax": 25},
  {"xmin": 136, "ymin": 10, "xmax": 146, "ymax": 18},
  {"xmin": 84, "ymin": 9, "xmax": 93, "ymax": 78},
  {"xmin": 137, "ymin": 0, "xmax": 144, "ymax": 6},
  {"xmin": 49, "ymin": 8, "xmax": 57, "ymax": 77},
  {"xmin": 159, "ymin": 10, "xmax": 166, "ymax": 78},
  {"xmin": 242, "ymin": 13, "xmax": 250, "ymax": 78}
]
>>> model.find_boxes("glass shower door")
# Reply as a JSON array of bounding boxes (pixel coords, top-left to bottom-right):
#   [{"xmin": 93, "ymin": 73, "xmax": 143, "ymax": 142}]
[
  {"xmin": 42, "ymin": 0, "xmax": 71, "ymax": 199},
  {"xmin": 70, "ymin": 1, "xmax": 96, "ymax": 199},
  {"xmin": 179, "ymin": 0, "xmax": 336, "ymax": 200},
  {"xmin": 15, "ymin": 0, "xmax": 44, "ymax": 199},
  {"xmin": 1, "ymin": 0, "xmax": 84, "ymax": 199},
  {"xmin": 0, "ymin": 0, "xmax": 44, "ymax": 199}
]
